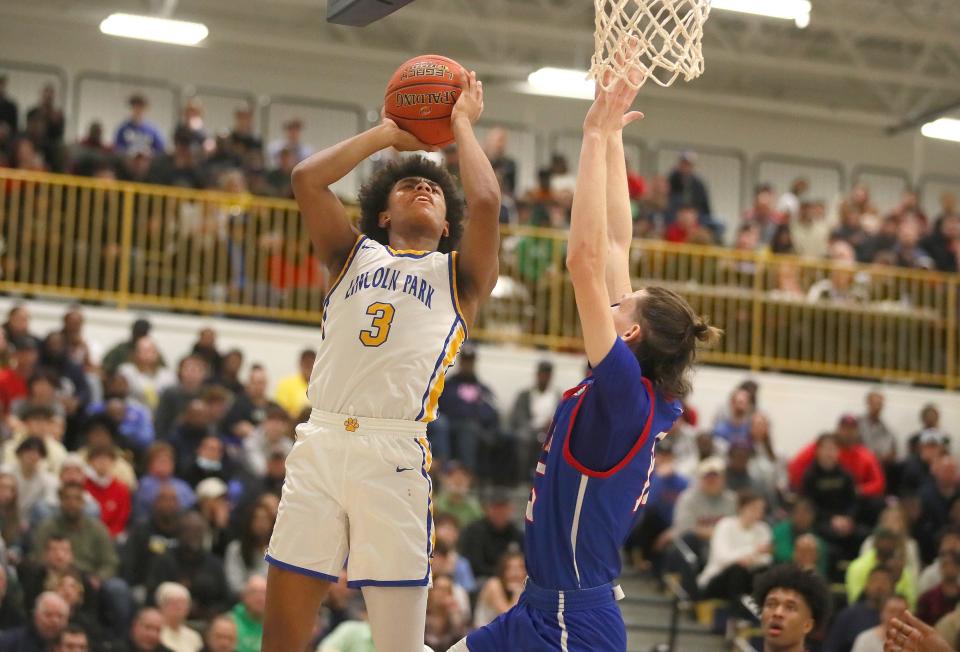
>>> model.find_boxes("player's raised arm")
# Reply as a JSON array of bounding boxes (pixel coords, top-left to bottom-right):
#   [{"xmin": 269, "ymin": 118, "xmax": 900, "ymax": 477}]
[
  {"xmin": 566, "ymin": 80, "xmax": 644, "ymax": 367},
  {"xmin": 291, "ymin": 120, "xmax": 435, "ymax": 273},
  {"xmin": 451, "ymin": 72, "xmax": 502, "ymax": 326},
  {"xmin": 604, "ymin": 130, "xmax": 635, "ymax": 303}
]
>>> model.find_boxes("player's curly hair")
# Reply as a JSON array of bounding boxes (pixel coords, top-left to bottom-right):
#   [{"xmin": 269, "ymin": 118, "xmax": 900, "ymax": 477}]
[
  {"xmin": 752, "ymin": 564, "xmax": 832, "ymax": 629},
  {"xmin": 358, "ymin": 156, "xmax": 465, "ymax": 254},
  {"xmin": 631, "ymin": 286, "xmax": 722, "ymax": 399}
]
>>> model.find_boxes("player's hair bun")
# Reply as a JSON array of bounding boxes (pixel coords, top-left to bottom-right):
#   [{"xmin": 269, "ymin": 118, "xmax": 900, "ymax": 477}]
[{"xmin": 692, "ymin": 317, "xmax": 722, "ymax": 346}]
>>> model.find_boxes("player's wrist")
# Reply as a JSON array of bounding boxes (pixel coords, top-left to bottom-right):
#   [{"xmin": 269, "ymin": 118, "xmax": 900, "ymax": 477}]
[
  {"xmin": 451, "ymin": 113, "xmax": 475, "ymax": 129},
  {"xmin": 372, "ymin": 122, "xmax": 400, "ymax": 148}
]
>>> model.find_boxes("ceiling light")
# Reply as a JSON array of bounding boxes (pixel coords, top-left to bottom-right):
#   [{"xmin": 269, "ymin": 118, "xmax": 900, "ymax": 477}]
[
  {"xmin": 711, "ymin": 0, "xmax": 811, "ymax": 29},
  {"xmin": 921, "ymin": 118, "xmax": 960, "ymax": 143},
  {"xmin": 100, "ymin": 13, "xmax": 209, "ymax": 46},
  {"xmin": 524, "ymin": 68, "xmax": 595, "ymax": 100}
]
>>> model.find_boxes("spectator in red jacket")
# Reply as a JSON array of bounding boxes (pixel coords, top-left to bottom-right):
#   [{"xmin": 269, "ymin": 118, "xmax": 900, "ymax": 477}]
[
  {"xmin": 84, "ymin": 444, "xmax": 132, "ymax": 537},
  {"xmin": 788, "ymin": 414, "xmax": 886, "ymax": 502}
]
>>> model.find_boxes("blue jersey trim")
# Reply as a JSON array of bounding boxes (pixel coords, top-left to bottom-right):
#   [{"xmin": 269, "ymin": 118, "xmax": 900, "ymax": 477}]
[
  {"xmin": 323, "ymin": 234, "xmax": 366, "ymax": 307},
  {"xmin": 264, "ymin": 555, "xmax": 339, "ymax": 583},
  {"xmin": 384, "ymin": 244, "xmax": 434, "ymax": 259},
  {"xmin": 346, "ymin": 577, "xmax": 431, "ymax": 588},
  {"xmin": 563, "ymin": 377, "xmax": 657, "ymax": 479},
  {"xmin": 415, "ymin": 319, "xmax": 460, "ymax": 421},
  {"xmin": 415, "ymin": 438, "xmax": 434, "ymax": 584},
  {"xmin": 448, "ymin": 251, "xmax": 468, "ymax": 336}
]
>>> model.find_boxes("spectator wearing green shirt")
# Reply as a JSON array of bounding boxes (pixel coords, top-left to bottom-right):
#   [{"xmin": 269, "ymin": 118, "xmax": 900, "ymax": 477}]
[
  {"xmin": 30, "ymin": 482, "xmax": 118, "ymax": 580},
  {"xmin": 433, "ymin": 463, "xmax": 483, "ymax": 529},
  {"xmin": 231, "ymin": 576, "xmax": 266, "ymax": 652},
  {"xmin": 317, "ymin": 618, "xmax": 374, "ymax": 652},
  {"xmin": 772, "ymin": 498, "xmax": 828, "ymax": 576}
]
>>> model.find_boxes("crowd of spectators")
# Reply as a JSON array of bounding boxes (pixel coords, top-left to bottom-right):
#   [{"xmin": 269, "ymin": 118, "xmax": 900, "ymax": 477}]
[
  {"xmin": 0, "ymin": 78, "xmax": 305, "ymax": 201},
  {"xmin": 1, "ymin": 74, "xmax": 956, "ymax": 286}
]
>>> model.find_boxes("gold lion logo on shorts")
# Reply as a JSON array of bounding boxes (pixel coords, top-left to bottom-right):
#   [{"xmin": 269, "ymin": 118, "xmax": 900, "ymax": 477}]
[{"xmin": 344, "ymin": 418, "xmax": 359, "ymax": 432}]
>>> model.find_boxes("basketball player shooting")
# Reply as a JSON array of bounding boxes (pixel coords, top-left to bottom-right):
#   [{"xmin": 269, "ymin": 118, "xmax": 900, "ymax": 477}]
[
  {"xmin": 262, "ymin": 70, "xmax": 500, "ymax": 652},
  {"xmin": 451, "ymin": 71, "xmax": 720, "ymax": 652}
]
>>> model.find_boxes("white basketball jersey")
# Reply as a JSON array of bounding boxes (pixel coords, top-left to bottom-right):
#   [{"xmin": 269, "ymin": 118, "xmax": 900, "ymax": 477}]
[{"xmin": 308, "ymin": 235, "xmax": 466, "ymax": 422}]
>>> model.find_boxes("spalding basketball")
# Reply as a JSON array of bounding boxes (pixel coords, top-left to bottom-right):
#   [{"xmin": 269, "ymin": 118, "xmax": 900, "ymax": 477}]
[{"xmin": 384, "ymin": 55, "xmax": 467, "ymax": 148}]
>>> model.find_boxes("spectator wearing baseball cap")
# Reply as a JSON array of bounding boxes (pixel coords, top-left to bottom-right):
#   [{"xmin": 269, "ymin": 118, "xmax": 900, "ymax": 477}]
[
  {"xmin": 902, "ymin": 428, "xmax": 947, "ymax": 491},
  {"xmin": 788, "ymin": 415, "xmax": 886, "ymax": 501}
]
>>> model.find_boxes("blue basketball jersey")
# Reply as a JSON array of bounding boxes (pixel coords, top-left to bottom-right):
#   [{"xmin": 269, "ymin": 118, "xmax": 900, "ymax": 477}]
[{"xmin": 523, "ymin": 338, "xmax": 682, "ymax": 590}]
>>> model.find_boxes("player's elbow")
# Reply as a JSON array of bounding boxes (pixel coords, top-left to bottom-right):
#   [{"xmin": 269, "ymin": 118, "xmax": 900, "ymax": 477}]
[
  {"xmin": 470, "ymin": 190, "xmax": 502, "ymax": 218},
  {"xmin": 291, "ymin": 159, "xmax": 326, "ymax": 191}
]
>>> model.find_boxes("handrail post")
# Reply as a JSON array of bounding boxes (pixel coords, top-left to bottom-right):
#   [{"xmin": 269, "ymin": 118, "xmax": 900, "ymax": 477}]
[
  {"xmin": 548, "ymin": 232, "xmax": 564, "ymax": 346},
  {"xmin": 117, "ymin": 187, "xmax": 135, "ymax": 311},
  {"xmin": 947, "ymin": 277, "xmax": 957, "ymax": 391},
  {"xmin": 750, "ymin": 251, "xmax": 767, "ymax": 372}
]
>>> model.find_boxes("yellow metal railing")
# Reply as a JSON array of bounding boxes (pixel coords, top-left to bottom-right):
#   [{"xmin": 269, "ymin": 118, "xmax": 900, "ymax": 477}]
[{"xmin": 1, "ymin": 168, "xmax": 957, "ymax": 389}]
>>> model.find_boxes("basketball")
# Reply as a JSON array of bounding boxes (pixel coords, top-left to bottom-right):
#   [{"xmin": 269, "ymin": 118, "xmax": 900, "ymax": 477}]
[{"xmin": 384, "ymin": 54, "xmax": 467, "ymax": 147}]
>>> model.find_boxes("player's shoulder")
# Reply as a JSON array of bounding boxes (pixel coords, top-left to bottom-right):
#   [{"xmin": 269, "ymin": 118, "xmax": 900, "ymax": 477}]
[{"xmin": 653, "ymin": 393, "xmax": 684, "ymax": 429}]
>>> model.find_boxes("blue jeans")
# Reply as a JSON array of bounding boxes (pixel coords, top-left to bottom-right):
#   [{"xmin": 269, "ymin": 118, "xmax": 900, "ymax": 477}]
[{"xmin": 427, "ymin": 415, "xmax": 479, "ymax": 472}]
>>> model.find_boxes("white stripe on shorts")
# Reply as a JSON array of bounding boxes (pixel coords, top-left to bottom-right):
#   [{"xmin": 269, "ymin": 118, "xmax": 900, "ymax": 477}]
[{"xmin": 558, "ymin": 591, "xmax": 569, "ymax": 652}]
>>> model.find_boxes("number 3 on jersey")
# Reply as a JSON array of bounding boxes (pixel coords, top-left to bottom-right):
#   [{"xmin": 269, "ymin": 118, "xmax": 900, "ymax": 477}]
[{"xmin": 359, "ymin": 302, "xmax": 396, "ymax": 347}]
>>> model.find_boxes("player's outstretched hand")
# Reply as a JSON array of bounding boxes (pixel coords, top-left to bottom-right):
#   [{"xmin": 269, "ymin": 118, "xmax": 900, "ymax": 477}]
[
  {"xmin": 583, "ymin": 73, "xmax": 643, "ymax": 135},
  {"xmin": 884, "ymin": 611, "xmax": 955, "ymax": 652},
  {"xmin": 451, "ymin": 71, "xmax": 484, "ymax": 126},
  {"xmin": 380, "ymin": 114, "xmax": 437, "ymax": 152}
]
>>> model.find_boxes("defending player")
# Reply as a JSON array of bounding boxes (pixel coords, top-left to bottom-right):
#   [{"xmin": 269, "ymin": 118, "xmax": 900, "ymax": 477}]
[
  {"xmin": 452, "ymin": 76, "xmax": 720, "ymax": 651},
  {"xmin": 262, "ymin": 72, "xmax": 499, "ymax": 652}
]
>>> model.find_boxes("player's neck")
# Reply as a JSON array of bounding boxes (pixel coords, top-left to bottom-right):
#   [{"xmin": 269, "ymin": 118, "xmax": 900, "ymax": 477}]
[
  {"xmin": 764, "ymin": 640, "xmax": 805, "ymax": 652},
  {"xmin": 388, "ymin": 232, "xmax": 439, "ymax": 253}
]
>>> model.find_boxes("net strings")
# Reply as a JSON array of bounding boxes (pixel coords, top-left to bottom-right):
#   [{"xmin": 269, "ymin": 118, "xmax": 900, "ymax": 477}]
[{"xmin": 590, "ymin": 0, "xmax": 711, "ymax": 90}]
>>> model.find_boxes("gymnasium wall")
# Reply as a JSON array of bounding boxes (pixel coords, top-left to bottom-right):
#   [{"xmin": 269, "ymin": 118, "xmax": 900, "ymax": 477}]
[
  {"xmin": 11, "ymin": 298, "xmax": 958, "ymax": 460},
  {"xmin": 1, "ymin": 11, "xmax": 957, "ymax": 190}
]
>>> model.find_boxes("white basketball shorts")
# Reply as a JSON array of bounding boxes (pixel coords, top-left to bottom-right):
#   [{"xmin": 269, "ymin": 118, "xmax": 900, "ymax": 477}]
[{"xmin": 266, "ymin": 409, "xmax": 434, "ymax": 588}]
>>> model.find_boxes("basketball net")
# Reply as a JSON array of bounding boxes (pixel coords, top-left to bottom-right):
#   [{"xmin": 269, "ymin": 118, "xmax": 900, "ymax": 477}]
[{"xmin": 590, "ymin": 0, "xmax": 711, "ymax": 90}]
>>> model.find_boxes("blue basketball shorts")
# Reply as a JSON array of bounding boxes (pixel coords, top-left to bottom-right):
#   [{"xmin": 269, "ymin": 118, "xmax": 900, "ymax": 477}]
[{"xmin": 457, "ymin": 580, "xmax": 626, "ymax": 652}]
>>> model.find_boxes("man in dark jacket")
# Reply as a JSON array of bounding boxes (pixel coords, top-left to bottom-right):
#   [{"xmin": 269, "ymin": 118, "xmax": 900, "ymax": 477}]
[
  {"xmin": 459, "ymin": 490, "xmax": 523, "ymax": 579},
  {"xmin": 801, "ymin": 433, "xmax": 862, "ymax": 567},
  {"xmin": 145, "ymin": 512, "xmax": 230, "ymax": 621},
  {"xmin": 436, "ymin": 343, "xmax": 501, "ymax": 477},
  {"xmin": 0, "ymin": 591, "xmax": 70, "ymax": 651},
  {"xmin": 117, "ymin": 608, "xmax": 173, "ymax": 652}
]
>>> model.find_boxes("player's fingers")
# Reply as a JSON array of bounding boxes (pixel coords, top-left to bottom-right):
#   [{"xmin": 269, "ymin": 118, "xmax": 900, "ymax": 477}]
[
  {"xmin": 622, "ymin": 111, "xmax": 644, "ymax": 128},
  {"xmin": 900, "ymin": 611, "xmax": 928, "ymax": 632}
]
